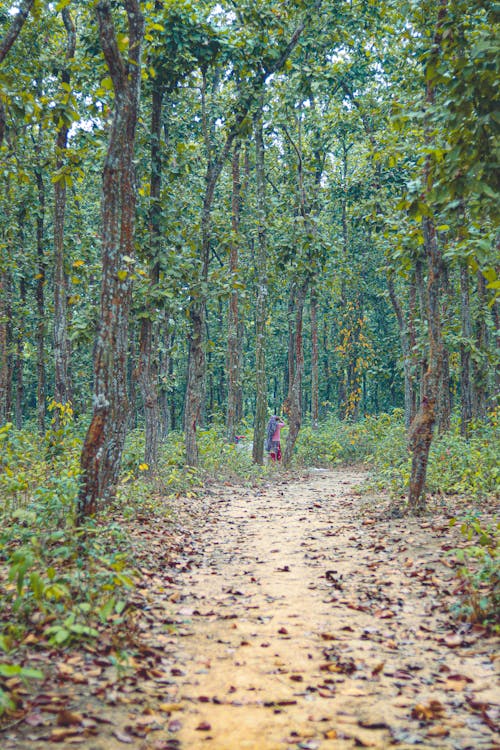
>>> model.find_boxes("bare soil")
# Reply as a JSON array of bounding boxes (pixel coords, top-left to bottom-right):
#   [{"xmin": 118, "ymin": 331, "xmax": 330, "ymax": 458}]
[{"xmin": 2, "ymin": 469, "xmax": 499, "ymax": 750}]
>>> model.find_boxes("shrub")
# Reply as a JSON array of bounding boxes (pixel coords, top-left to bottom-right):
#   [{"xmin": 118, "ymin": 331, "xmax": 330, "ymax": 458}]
[{"xmin": 450, "ymin": 514, "xmax": 500, "ymax": 629}]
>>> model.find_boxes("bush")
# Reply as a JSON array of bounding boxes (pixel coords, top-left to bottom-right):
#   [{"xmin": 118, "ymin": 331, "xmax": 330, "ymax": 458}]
[{"xmin": 451, "ymin": 514, "xmax": 500, "ymax": 629}]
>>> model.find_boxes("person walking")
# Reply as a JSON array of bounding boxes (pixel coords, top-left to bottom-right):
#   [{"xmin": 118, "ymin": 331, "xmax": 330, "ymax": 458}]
[{"xmin": 265, "ymin": 415, "xmax": 285, "ymax": 462}]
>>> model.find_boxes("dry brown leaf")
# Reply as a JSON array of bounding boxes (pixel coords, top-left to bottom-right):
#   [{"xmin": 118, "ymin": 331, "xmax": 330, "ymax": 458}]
[
  {"xmin": 411, "ymin": 700, "xmax": 446, "ymax": 722},
  {"xmin": 427, "ymin": 725, "xmax": 450, "ymax": 737},
  {"xmin": 158, "ymin": 702, "xmax": 183, "ymax": 713},
  {"xmin": 56, "ymin": 709, "xmax": 83, "ymax": 727}
]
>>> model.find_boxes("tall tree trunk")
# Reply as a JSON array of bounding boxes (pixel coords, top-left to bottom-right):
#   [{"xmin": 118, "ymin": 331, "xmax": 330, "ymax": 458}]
[
  {"xmin": 459, "ymin": 261, "xmax": 473, "ymax": 436},
  {"xmin": 35, "ymin": 162, "xmax": 46, "ymax": 435},
  {"xmin": 53, "ymin": 8, "xmax": 76, "ymax": 413},
  {"xmin": 407, "ymin": 0, "xmax": 448, "ymax": 513},
  {"xmin": 252, "ymin": 104, "xmax": 268, "ymax": 465},
  {"xmin": 226, "ymin": 140, "xmax": 242, "ymax": 441},
  {"xmin": 310, "ymin": 286, "xmax": 319, "ymax": 429},
  {"xmin": 472, "ymin": 271, "xmax": 489, "ymax": 419},
  {"xmin": 78, "ymin": 0, "xmax": 144, "ymax": 519},
  {"xmin": 408, "ymin": 218, "xmax": 444, "ymax": 512},
  {"xmin": 283, "ymin": 281, "xmax": 308, "ymax": 465},
  {"xmin": 0, "ymin": 268, "xmax": 13, "ymax": 424},
  {"xmin": 159, "ymin": 323, "xmax": 173, "ymax": 437},
  {"xmin": 15, "ymin": 277, "xmax": 26, "ymax": 429},
  {"xmin": 387, "ymin": 271, "xmax": 416, "ymax": 430},
  {"xmin": 138, "ymin": 80, "xmax": 162, "ymax": 469}
]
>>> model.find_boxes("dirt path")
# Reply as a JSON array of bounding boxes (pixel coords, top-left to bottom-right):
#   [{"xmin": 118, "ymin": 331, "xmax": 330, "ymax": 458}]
[{"xmin": 3, "ymin": 469, "xmax": 499, "ymax": 749}]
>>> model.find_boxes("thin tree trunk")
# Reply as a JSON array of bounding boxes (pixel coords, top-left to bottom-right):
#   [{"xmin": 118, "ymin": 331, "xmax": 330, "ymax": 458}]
[
  {"xmin": 283, "ymin": 281, "xmax": 308, "ymax": 464},
  {"xmin": 252, "ymin": 104, "xmax": 268, "ymax": 465},
  {"xmin": 53, "ymin": 8, "xmax": 76, "ymax": 413},
  {"xmin": 15, "ymin": 277, "xmax": 26, "ymax": 430},
  {"xmin": 459, "ymin": 261, "xmax": 473, "ymax": 436},
  {"xmin": 35, "ymin": 163, "xmax": 46, "ymax": 435},
  {"xmin": 138, "ymin": 80, "xmax": 163, "ymax": 469},
  {"xmin": 472, "ymin": 271, "xmax": 489, "ymax": 419},
  {"xmin": 387, "ymin": 271, "xmax": 416, "ymax": 430},
  {"xmin": 407, "ymin": 0, "xmax": 448, "ymax": 513},
  {"xmin": 0, "ymin": 268, "xmax": 13, "ymax": 424},
  {"xmin": 159, "ymin": 323, "xmax": 173, "ymax": 437},
  {"xmin": 78, "ymin": 0, "xmax": 144, "ymax": 519},
  {"xmin": 226, "ymin": 140, "xmax": 242, "ymax": 441},
  {"xmin": 310, "ymin": 286, "xmax": 319, "ymax": 429}
]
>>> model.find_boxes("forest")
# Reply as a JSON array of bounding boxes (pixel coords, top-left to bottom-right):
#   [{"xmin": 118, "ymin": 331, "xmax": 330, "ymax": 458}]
[{"xmin": 0, "ymin": 0, "xmax": 498, "ymax": 747}]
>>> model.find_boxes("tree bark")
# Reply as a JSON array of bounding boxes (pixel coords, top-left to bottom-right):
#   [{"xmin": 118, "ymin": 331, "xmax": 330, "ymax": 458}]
[
  {"xmin": 78, "ymin": 0, "xmax": 144, "ymax": 519},
  {"xmin": 283, "ymin": 281, "xmax": 308, "ymax": 464},
  {"xmin": 137, "ymin": 80, "xmax": 163, "ymax": 470},
  {"xmin": 472, "ymin": 270, "xmax": 489, "ymax": 419},
  {"xmin": 459, "ymin": 261, "xmax": 473, "ymax": 436},
  {"xmin": 252, "ymin": 104, "xmax": 268, "ymax": 465},
  {"xmin": 226, "ymin": 140, "xmax": 242, "ymax": 441},
  {"xmin": 387, "ymin": 271, "xmax": 416, "ymax": 430},
  {"xmin": 407, "ymin": 0, "xmax": 448, "ymax": 513},
  {"xmin": 310, "ymin": 286, "xmax": 319, "ymax": 429},
  {"xmin": 53, "ymin": 8, "xmax": 76, "ymax": 414},
  {"xmin": 35, "ymin": 160, "xmax": 46, "ymax": 435},
  {"xmin": 0, "ymin": 268, "xmax": 13, "ymax": 425}
]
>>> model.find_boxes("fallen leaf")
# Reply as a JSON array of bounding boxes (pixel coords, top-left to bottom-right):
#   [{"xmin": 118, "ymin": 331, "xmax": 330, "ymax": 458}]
[
  {"xmin": 196, "ymin": 721, "xmax": 211, "ymax": 731},
  {"xmin": 411, "ymin": 700, "xmax": 446, "ymax": 722},
  {"xmin": 158, "ymin": 702, "xmax": 183, "ymax": 713},
  {"xmin": 113, "ymin": 730, "xmax": 135, "ymax": 743},
  {"xmin": 426, "ymin": 725, "xmax": 450, "ymax": 737},
  {"xmin": 56, "ymin": 709, "xmax": 83, "ymax": 727}
]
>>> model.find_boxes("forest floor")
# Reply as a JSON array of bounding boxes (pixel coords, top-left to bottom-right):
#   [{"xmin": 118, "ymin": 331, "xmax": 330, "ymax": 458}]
[{"xmin": 1, "ymin": 468, "xmax": 499, "ymax": 750}]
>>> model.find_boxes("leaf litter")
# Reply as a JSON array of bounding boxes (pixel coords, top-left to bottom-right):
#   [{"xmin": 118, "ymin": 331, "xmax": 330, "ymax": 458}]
[{"xmin": 1, "ymin": 469, "xmax": 499, "ymax": 749}]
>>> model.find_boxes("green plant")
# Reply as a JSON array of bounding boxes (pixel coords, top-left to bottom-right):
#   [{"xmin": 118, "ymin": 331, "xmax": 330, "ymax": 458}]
[
  {"xmin": 450, "ymin": 514, "xmax": 499, "ymax": 629},
  {"xmin": 0, "ymin": 662, "xmax": 43, "ymax": 716}
]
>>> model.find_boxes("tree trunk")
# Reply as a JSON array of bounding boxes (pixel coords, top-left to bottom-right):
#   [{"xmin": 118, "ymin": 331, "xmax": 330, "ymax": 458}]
[
  {"xmin": 138, "ymin": 80, "xmax": 163, "ymax": 469},
  {"xmin": 283, "ymin": 281, "xmax": 308, "ymax": 465},
  {"xmin": 15, "ymin": 277, "xmax": 26, "ymax": 430},
  {"xmin": 35, "ymin": 163, "xmax": 46, "ymax": 435},
  {"xmin": 53, "ymin": 8, "xmax": 75, "ymax": 413},
  {"xmin": 226, "ymin": 140, "xmax": 242, "ymax": 441},
  {"xmin": 459, "ymin": 261, "xmax": 473, "ymax": 436},
  {"xmin": 0, "ymin": 268, "xmax": 13, "ymax": 425},
  {"xmin": 159, "ymin": 323, "xmax": 173, "ymax": 437},
  {"xmin": 407, "ymin": 0, "xmax": 448, "ymax": 512},
  {"xmin": 472, "ymin": 271, "xmax": 489, "ymax": 419},
  {"xmin": 252, "ymin": 105, "xmax": 268, "ymax": 465},
  {"xmin": 408, "ymin": 220, "xmax": 443, "ymax": 512},
  {"xmin": 78, "ymin": 0, "xmax": 144, "ymax": 519},
  {"xmin": 387, "ymin": 271, "xmax": 416, "ymax": 430},
  {"xmin": 310, "ymin": 286, "xmax": 319, "ymax": 429}
]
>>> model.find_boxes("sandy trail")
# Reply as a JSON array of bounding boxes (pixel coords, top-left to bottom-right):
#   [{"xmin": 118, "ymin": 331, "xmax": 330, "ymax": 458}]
[{"xmin": 159, "ymin": 469, "xmax": 499, "ymax": 750}]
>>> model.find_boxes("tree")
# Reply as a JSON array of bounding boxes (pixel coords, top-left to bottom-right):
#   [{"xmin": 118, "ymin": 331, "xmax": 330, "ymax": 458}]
[{"xmin": 78, "ymin": 0, "xmax": 144, "ymax": 519}]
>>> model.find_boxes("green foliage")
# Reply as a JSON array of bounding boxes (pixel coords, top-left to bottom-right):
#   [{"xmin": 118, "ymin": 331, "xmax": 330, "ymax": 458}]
[
  {"xmin": 370, "ymin": 411, "xmax": 500, "ymax": 502},
  {"xmin": 293, "ymin": 411, "xmax": 406, "ymax": 467},
  {"xmin": 0, "ymin": 662, "xmax": 43, "ymax": 716},
  {"xmin": 0, "ymin": 419, "xmax": 138, "ymax": 715},
  {"xmin": 450, "ymin": 514, "xmax": 500, "ymax": 629},
  {"xmin": 197, "ymin": 427, "xmax": 263, "ymax": 482}
]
